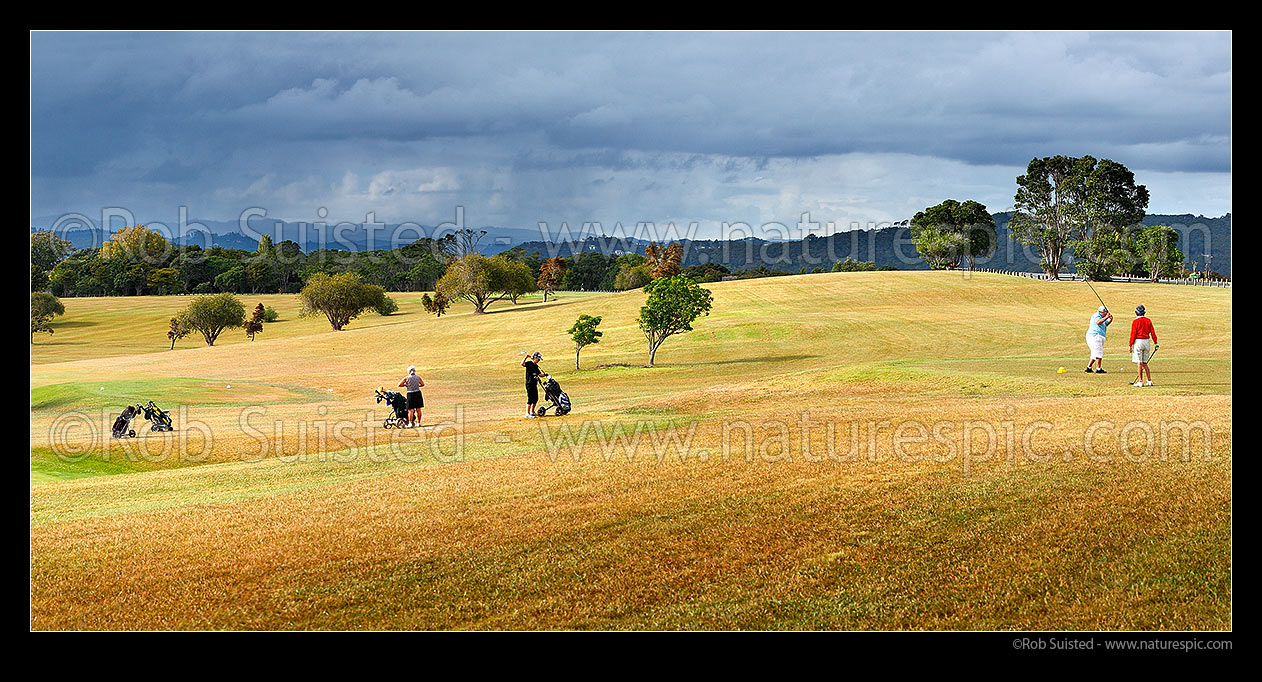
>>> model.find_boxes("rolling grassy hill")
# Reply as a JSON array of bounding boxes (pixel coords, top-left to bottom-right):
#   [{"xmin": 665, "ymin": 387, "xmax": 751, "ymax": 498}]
[{"xmin": 29, "ymin": 271, "xmax": 1231, "ymax": 629}]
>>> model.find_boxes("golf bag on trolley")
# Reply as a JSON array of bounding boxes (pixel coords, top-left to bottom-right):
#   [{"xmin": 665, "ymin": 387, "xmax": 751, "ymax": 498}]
[
  {"xmin": 139, "ymin": 400, "xmax": 174, "ymax": 432},
  {"xmin": 111, "ymin": 405, "xmax": 140, "ymax": 439},
  {"xmin": 534, "ymin": 374, "xmax": 571, "ymax": 417},
  {"xmin": 374, "ymin": 387, "xmax": 409, "ymax": 428}
]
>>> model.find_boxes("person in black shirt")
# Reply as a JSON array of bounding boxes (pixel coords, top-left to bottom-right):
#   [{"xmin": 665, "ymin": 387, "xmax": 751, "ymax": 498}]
[{"xmin": 522, "ymin": 351, "xmax": 542, "ymax": 418}]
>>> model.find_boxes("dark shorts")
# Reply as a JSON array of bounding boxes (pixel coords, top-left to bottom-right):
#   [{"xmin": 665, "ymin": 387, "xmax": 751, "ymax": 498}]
[
  {"xmin": 407, "ymin": 391, "xmax": 423, "ymax": 409},
  {"xmin": 526, "ymin": 382, "xmax": 539, "ymax": 403}
]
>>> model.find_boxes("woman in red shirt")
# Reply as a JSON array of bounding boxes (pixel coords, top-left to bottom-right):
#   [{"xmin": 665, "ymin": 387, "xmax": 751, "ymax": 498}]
[{"xmin": 1129, "ymin": 305, "xmax": 1159, "ymax": 387}]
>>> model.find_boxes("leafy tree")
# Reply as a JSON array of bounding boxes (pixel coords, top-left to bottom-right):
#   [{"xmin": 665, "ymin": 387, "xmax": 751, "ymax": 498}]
[
  {"xmin": 537, "ymin": 257, "xmax": 567, "ymax": 302},
  {"xmin": 502, "ymin": 260, "xmax": 537, "ymax": 304},
  {"xmin": 374, "ymin": 295, "xmax": 399, "ymax": 316},
  {"xmin": 31, "ymin": 230, "xmax": 73, "ymax": 271},
  {"xmin": 1131, "ymin": 225, "xmax": 1184, "ymax": 282},
  {"xmin": 255, "ymin": 234, "xmax": 276, "ymax": 260},
  {"xmin": 214, "ymin": 266, "xmax": 245, "ymax": 292},
  {"xmin": 615, "ymin": 262, "xmax": 652, "ymax": 290},
  {"xmin": 406, "ymin": 254, "xmax": 446, "ymax": 292},
  {"xmin": 568, "ymin": 314, "xmax": 603, "ymax": 369},
  {"xmin": 1010, "ymin": 155, "xmax": 1148, "ymax": 280},
  {"xmin": 436, "ymin": 253, "xmax": 518, "ymax": 314},
  {"xmin": 32, "ymin": 264, "xmax": 50, "ymax": 292},
  {"xmin": 31, "ymin": 292, "xmax": 65, "ymax": 342},
  {"xmin": 245, "ymin": 261, "xmax": 277, "ymax": 293},
  {"xmin": 422, "ymin": 292, "xmax": 451, "ymax": 317},
  {"xmin": 645, "ymin": 242, "xmax": 683, "ymax": 279},
  {"xmin": 262, "ymin": 305, "xmax": 279, "ymax": 322},
  {"xmin": 561, "ymin": 251, "xmax": 615, "ymax": 291},
  {"xmin": 244, "ymin": 303, "xmax": 266, "ymax": 340},
  {"xmin": 298, "ymin": 272, "xmax": 387, "ymax": 330},
  {"xmin": 637, "ymin": 275, "xmax": 714, "ymax": 366},
  {"xmin": 909, "ymin": 199, "xmax": 996, "ymax": 270},
  {"xmin": 176, "ymin": 292, "xmax": 245, "ymax": 346},
  {"xmin": 1074, "ymin": 159, "xmax": 1149, "ymax": 280},
  {"xmin": 1009, "ymin": 155, "xmax": 1097, "ymax": 279},
  {"xmin": 147, "ymin": 267, "xmax": 181, "ymax": 295},
  {"xmin": 167, "ymin": 315, "xmax": 191, "ymax": 349},
  {"xmin": 101, "ymin": 224, "xmax": 170, "ymax": 266},
  {"xmin": 831, "ymin": 258, "xmax": 877, "ymax": 272}
]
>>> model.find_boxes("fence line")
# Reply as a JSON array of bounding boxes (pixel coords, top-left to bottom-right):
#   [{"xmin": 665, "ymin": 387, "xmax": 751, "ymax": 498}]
[{"xmin": 971, "ymin": 267, "xmax": 1231, "ymax": 288}]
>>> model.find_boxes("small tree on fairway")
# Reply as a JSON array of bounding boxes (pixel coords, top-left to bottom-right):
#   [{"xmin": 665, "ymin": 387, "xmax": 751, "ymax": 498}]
[
  {"xmin": 422, "ymin": 292, "xmax": 451, "ymax": 317},
  {"xmin": 30, "ymin": 292, "xmax": 65, "ymax": 342},
  {"xmin": 298, "ymin": 272, "xmax": 387, "ymax": 330},
  {"xmin": 244, "ymin": 303, "xmax": 266, "ymax": 340},
  {"xmin": 178, "ymin": 292, "xmax": 245, "ymax": 346},
  {"xmin": 167, "ymin": 316, "xmax": 191, "ymax": 349},
  {"xmin": 637, "ymin": 275, "xmax": 713, "ymax": 366},
  {"xmin": 568, "ymin": 315, "xmax": 603, "ymax": 369},
  {"xmin": 374, "ymin": 296, "xmax": 399, "ymax": 316}
]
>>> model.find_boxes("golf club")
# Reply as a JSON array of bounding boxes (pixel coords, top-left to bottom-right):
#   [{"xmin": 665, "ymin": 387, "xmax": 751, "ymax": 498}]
[{"xmin": 1085, "ymin": 280, "xmax": 1107, "ymax": 310}]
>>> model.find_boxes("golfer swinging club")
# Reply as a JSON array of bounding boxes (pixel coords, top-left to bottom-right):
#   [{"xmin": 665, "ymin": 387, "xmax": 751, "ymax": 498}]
[
  {"xmin": 1129, "ymin": 305, "xmax": 1159, "ymax": 387},
  {"xmin": 522, "ymin": 352, "xmax": 543, "ymax": 418},
  {"xmin": 1085, "ymin": 305, "xmax": 1112, "ymax": 373}
]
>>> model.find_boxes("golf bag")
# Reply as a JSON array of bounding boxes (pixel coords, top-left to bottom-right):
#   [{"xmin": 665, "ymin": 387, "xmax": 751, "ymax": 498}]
[
  {"xmin": 139, "ymin": 400, "xmax": 174, "ymax": 432},
  {"xmin": 534, "ymin": 374, "xmax": 571, "ymax": 417},
  {"xmin": 112, "ymin": 405, "xmax": 139, "ymax": 439},
  {"xmin": 374, "ymin": 387, "xmax": 409, "ymax": 429}
]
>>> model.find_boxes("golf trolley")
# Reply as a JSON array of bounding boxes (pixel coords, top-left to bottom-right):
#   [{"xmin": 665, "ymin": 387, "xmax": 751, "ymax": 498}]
[
  {"xmin": 534, "ymin": 374, "xmax": 571, "ymax": 417},
  {"xmin": 111, "ymin": 401, "xmax": 174, "ymax": 438},
  {"xmin": 373, "ymin": 387, "xmax": 409, "ymax": 429}
]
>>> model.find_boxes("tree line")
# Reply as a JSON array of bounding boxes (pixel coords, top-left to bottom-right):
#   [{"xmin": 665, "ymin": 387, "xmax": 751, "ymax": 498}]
[{"xmin": 908, "ymin": 156, "xmax": 1190, "ymax": 282}]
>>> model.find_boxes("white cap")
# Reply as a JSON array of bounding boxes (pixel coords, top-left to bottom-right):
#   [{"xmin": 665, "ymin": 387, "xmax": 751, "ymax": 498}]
[
  {"xmin": 408, "ymin": 365, "xmax": 416, "ymax": 374},
  {"xmin": 1098, "ymin": 305, "xmax": 1107, "ymax": 313}
]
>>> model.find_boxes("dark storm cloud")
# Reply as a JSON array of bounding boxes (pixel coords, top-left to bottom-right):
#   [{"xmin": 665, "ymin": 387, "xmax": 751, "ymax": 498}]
[{"xmin": 30, "ymin": 30, "xmax": 1230, "ymax": 223}]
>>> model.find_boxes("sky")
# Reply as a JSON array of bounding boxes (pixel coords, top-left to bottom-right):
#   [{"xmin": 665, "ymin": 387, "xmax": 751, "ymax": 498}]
[{"xmin": 30, "ymin": 30, "xmax": 1231, "ymax": 239}]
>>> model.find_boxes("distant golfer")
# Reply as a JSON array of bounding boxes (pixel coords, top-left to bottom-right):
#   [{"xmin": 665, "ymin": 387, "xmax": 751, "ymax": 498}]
[
  {"xmin": 522, "ymin": 352, "xmax": 542, "ymax": 418},
  {"xmin": 1085, "ymin": 305, "xmax": 1113, "ymax": 373},
  {"xmin": 1128, "ymin": 305, "xmax": 1158, "ymax": 387},
  {"xmin": 398, "ymin": 365, "xmax": 424, "ymax": 427}
]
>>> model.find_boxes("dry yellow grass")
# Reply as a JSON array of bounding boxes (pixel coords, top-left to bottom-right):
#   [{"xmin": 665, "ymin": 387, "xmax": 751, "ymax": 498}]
[{"xmin": 30, "ymin": 272, "xmax": 1231, "ymax": 629}]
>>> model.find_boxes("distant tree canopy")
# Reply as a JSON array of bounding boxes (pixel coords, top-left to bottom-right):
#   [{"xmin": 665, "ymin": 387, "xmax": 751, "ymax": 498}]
[
  {"xmin": 1131, "ymin": 225, "xmax": 1184, "ymax": 282},
  {"xmin": 910, "ymin": 200, "xmax": 996, "ymax": 270},
  {"xmin": 298, "ymin": 272, "xmax": 387, "ymax": 331},
  {"xmin": 44, "ymin": 231, "xmax": 455, "ymax": 298},
  {"xmin": 177, "ymin": 292, "xmax": 246, "ymax": 346}
]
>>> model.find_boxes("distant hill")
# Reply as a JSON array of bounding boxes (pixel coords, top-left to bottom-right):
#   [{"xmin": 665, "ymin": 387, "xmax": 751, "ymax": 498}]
[
  {"xmin": 32, "ymin": 212, "xmax": 1230, "ymax": 276},
  {"xmin": 28, "ymin": 215, "xmax": 541, "ymax": 255},
  {"xmin": 510, "ymin": 213, "xmax": 1231, "ymax": 276}
]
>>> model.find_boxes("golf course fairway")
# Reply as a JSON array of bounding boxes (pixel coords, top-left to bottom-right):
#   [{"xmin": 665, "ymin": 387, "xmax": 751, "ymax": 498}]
[{"xmin": 29, "ymin": 271, "xmax": 1231, "ymax": 630}]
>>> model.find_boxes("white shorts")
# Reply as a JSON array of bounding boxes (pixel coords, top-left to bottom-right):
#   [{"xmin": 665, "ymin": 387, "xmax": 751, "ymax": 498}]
[
  {"xmin": 1131, "ymin": 338, "xmax": 1152, "ymax": 363},
  {"xmin": 1086, "ymin": 333, "xmax": 1105, "ymax": 360}
]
